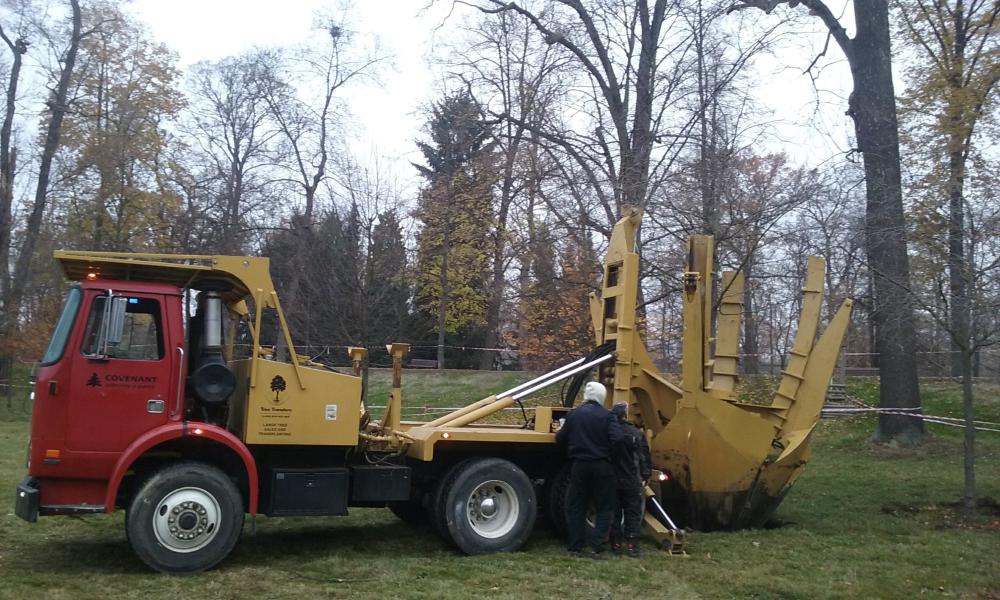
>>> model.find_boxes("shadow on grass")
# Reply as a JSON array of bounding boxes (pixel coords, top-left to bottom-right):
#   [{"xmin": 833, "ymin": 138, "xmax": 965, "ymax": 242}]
[
  {"xmin": 4, "ymin": 536, "xmax": 146, "ymax": 575},
  {"xmin": 5, "ymin": 514, "xmax": 565, "ymax": 577},
  {"xmin": 762, "ymin": 517, "xmax": 796, "ymax": 530}
]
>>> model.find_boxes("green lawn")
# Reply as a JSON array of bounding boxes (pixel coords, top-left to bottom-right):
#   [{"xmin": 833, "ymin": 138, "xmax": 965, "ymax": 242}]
[{"xmin": 0, "ymin": 377, "xmax": 998, "ymax": 599}]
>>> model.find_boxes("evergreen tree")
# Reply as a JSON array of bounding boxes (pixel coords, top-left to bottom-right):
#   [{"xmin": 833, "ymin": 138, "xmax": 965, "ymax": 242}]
[
  {"xmin": 413, "ymin": 91, "xmax": 496, "ymax": 368},
  {"xmin": 264, "ymin": 207, "xmax": 361, "ymax": 354},
  {"xmin": 366, "ymin": 209, "xmax": 410, "ymax": 347}
]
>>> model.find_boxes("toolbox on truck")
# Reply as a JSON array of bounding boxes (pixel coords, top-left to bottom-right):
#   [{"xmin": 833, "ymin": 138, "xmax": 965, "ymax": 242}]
[
  {"xmin": 350, "ymin": 465, "xmax": 411, "ymax": 503},
  {"xmin": 267, "ymin": 468, "xmax": 349, "ymax": 516}
]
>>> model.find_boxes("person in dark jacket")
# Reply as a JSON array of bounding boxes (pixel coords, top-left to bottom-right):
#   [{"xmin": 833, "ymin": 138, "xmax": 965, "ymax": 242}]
[
  {"xmin": 609, "ymin": 401, "xmax": 651, "ymax": 558},
  {"xmin": 555, "ymin": 381, "xmax": 623, "ymax": 558}
]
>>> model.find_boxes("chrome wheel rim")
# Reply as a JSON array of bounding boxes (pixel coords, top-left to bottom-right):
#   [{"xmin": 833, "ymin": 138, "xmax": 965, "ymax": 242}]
[
  {"xmin": 466, "ymin": 479, "xmax": 519, "ymax": 539},
  {"xmin": 152, "ymin": 486, "xmax": 221, "ymax": 553}
]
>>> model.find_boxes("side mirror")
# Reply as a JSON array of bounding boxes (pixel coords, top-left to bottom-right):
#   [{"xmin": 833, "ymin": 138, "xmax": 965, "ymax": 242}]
[
  {"xmin": 106, "ymin": 296, "xmax": 128, "ymax": 345},
  {"xmin": 97, "ymin": 295, "xmax": 128, "ymax": 356}
]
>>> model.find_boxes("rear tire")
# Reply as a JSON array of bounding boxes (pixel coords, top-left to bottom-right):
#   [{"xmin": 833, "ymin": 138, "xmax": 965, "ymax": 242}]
[
  {"xmin": 544, "ymin": 464, "xmax": 571, "ymax": 538},
  {"xmin": 432, "ymin": 460, "xmax": 473, "ymax": 543},
  {"xmin": 126, "ymin": 462, "xmax": 244, "ymax": 574},
  {"xmin": 545, "ymin": 464, "xmax": 616, "ymax": 541},
  {"xmin": 438, "ymin": 457, "xmax": 536, "ymax": 555}
]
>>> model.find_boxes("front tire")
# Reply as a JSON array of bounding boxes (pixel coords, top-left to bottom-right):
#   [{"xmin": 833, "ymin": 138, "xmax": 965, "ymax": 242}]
[
  {"xmin": 438, "ymin": 457, "xmax": 536, "ymax": 555},
  {"xmin": 126, "ymin": 462, "xmax": 244, "ymax": 574}
]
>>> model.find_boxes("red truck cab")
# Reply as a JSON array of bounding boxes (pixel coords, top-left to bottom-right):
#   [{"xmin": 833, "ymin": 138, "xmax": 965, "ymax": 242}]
[{"xmin": 17, "ymin": 279, "xmax": 185, "ymax": 517}]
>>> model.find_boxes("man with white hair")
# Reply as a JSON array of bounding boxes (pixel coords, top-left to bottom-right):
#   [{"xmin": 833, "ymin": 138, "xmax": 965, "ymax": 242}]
[{"xmin": 555, "ymin": 381, "xmax": 623, "ymax": 559}]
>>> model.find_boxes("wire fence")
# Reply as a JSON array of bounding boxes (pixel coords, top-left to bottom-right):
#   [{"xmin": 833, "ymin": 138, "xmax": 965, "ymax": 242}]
[
  {"xmin": 237, "ymin": 341, "xmax": 1000, "ymax": 378},
  {"xmin": 2, "ymin": 348, "xmax": 997, "ymax": 420}
]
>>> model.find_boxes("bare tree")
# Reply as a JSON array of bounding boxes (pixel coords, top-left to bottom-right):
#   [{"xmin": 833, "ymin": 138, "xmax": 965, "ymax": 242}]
[
  {"xmin": 1, "ymin": 0, "xmax": 81, "ymax": 339},
  {"xmin": 907, "ymin": 171, "xmax": 1000, "ymax": 509},
  {"xmin": 0, "ymin": 9, "xmax": 29, "ymax": 301},
  {"xmin": 255, "ymin": 14, "xmax": 385, "ymax": 228},
  {"xmin": 714, "ymin": 153, "xmax": 817, "ymax": 373},
  {"xmin": 465, "ymin": 0, "xmax": 676, "ymax": 228},
  {"xmin": 254, "ymin": 10, "xmax": 385, "ymax": 360},
  {"xmin": 729, "ymin": 0, "xmax": 925, "ymax": 444},
  {"xmin": 187, "ymin": 54, "xmax": 276, "ymax": 253},
  {"xmin": 463, "ymin": 0, "xmax": 777, "ymax": 235}
]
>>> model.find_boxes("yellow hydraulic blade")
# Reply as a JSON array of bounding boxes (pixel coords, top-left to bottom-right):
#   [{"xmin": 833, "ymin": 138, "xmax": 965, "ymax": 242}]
[
  {"xmin": 775, "ymin": 298, "xmax": 854, "ymax": 455},
  {"xmin": 772, "ymin": 256, "xmax": 825, "ymax": 415},
  {"xmin": 651, "ymin": 394, "xmax": 776, "ymax": 495},
  {"xmin": 710, "ymin": 271, "xmax": 743, "ymax": 399}
]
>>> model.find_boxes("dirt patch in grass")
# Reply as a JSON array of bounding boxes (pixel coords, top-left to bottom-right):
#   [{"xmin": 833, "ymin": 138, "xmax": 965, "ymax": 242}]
[
  {"xmin": 866, "ymin": 434, "xmax": 959, "ymax": 458},
  {"xmin": 881, "ymin": 497, "xmax": 1000, "ymax": 531}
]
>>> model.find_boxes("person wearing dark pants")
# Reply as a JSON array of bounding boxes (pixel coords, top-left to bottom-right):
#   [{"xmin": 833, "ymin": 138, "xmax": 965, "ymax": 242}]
[
  {"xmin": 555, "ymin": 381, "xmax": 623, "ymax": 559},
  {"xmin": 610, "ymin": 401, "xmax": 651, "ymax": 558}
]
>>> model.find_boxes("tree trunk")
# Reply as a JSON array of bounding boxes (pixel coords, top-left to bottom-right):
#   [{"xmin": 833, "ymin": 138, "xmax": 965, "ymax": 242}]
[
  {"xmin": 947, "ymin": 144, "xmax": 968, "ymax": 378},
  {"xmin": 622, "ymin": 0, "xmax": 665, "ymax": 211},
  {"xmin": 849, "ymin": 0, "xmax": 924, "ymax": 444},
  {"xmin": 436, "ymin": 224, "xmax": 451, "ymax": 370},
  {"xmin": 742, "ymin": 257, "xmax": 759, "ymax": 374},
  {"xmin": 479, "ymin": 233, "xmax": 503, "ymax": 371},
  {"xmin": 0, "ymin": 32, "xmax": 26, "ymax": 301},
  {"xmin": 226, "ymin": 160, "xmax": 243, "ymax": 253},
  {"xmin": 478, "ymin": 125, "xmax": 524, "ymax": 370},
  {"xmin": 695, "ymin": 0, "xmax": 720, "ymax": 239},
  {"xmin": 2, "ymin": 0, "xmax": 82, "ymax": 337},
  {"xmin": 961, "ymin": 348, "xmax": 976, "ymax": 509}
]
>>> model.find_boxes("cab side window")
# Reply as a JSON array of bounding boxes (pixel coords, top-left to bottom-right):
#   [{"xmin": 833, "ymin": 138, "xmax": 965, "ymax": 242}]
[{"xmin": 81, "ymin": 296, "xmax": 164, "ymax": 360}]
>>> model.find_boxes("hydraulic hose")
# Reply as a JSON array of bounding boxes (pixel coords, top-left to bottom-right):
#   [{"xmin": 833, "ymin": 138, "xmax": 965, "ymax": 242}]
[{"xmin": 561, "ymin": 341, "xmax": 616, "ymax": 408}]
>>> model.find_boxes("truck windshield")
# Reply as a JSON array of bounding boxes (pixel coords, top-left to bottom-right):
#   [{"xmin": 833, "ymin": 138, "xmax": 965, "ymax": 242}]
[{"xmin": 40, "ymin": 286, "xmax": 82, "ymax": 365}]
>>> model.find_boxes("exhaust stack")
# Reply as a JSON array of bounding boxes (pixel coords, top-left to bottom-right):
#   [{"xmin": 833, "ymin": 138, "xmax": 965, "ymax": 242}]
[{"xmin": 190, "ymin": 287, "xmax": 236, "ymax": 406}]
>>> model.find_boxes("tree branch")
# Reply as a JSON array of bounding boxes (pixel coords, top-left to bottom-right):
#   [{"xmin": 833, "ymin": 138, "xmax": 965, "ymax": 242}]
[{"xmin": 728, "ymin": 0, "xmax": 853, "ymax": 60}]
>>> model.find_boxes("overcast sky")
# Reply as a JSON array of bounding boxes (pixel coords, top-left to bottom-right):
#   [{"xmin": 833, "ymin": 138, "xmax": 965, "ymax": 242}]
[{"xmin": 126, "ymin": 0, "xmax": 858, "ymax": 195}]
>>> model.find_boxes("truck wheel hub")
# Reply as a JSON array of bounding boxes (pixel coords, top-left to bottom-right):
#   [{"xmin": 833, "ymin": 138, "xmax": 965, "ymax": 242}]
[
  {"xmin": 153, "ymin": 487, "xmax": 221, "ymax": 552},
  {"xmin": 479, "ymin": 497, "xmax": 497, "ymax": 518},
  {"xmin": 466, "ymin": 480, "xmax": 519, "ymax": 539}
]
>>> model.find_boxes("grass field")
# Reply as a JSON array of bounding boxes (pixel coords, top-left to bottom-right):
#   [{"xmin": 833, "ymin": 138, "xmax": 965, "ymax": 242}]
[{"xmin": 1, "ymin": 374, "xmax": 998, "ymax": 599}]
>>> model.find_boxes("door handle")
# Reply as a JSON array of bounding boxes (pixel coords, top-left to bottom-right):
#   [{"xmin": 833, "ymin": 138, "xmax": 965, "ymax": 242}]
[{"xmin": 147, "ymin": 399, "xmax": 165, "ymax": 414}]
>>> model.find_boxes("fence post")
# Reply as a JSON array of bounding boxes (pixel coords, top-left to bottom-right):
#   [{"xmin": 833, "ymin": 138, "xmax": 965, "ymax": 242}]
[{"xmin": 0, "ymin": 356, "xmax": 12, "ymax": 410}]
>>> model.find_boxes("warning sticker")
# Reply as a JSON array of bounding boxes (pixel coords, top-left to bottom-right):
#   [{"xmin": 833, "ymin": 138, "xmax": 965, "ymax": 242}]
[{"xmin": 325, "ymin": 404, "xmax": 338, "ymax": 421}]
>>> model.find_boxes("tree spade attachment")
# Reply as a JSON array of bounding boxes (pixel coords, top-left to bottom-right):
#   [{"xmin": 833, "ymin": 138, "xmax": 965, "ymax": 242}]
[{"xmin": 593, "ymin": 210, "xmax": 852, "ymax": 529}]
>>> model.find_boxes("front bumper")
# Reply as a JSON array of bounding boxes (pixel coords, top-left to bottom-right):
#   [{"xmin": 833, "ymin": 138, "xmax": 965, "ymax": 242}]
[{"xmin": 15, "ymin": 476, "xmax": 40, "ymax": 522}]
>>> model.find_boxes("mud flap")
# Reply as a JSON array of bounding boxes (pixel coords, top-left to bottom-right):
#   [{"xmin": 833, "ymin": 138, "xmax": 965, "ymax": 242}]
[{"xmin": 15, "ymin": 476, "xmax": 39, "ymax": 523}]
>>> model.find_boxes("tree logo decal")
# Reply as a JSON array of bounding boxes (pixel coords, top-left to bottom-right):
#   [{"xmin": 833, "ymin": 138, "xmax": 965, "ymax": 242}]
[
  {"xmin": 86, "ymin": 373, "xmax": 102, "ymax": 387},
  {"xmin": 270, "ymin": 375, "xmax": 287, "ymax": 404}
]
